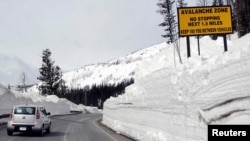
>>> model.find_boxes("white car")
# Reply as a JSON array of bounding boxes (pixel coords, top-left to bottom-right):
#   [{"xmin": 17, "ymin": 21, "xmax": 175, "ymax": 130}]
[{"xmin": 7, "ymin": 105, "xmax": 51, "ymax": 136}]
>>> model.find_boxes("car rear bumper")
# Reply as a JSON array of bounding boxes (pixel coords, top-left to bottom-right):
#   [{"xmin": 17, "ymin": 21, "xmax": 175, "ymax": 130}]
[{"xmin": 7, "ymin": 121, "xmax": 42, "ymax": 132}]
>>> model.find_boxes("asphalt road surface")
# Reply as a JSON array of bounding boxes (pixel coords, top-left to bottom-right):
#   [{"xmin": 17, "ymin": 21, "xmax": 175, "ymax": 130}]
[{"xmin": 0, "ymin": 113, "xmax": 133, "ymax": 141}]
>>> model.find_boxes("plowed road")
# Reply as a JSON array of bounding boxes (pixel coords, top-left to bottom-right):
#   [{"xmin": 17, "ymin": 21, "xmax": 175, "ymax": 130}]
[{"xmin": 0, "ymin": 113, "xmax": 133, "ymax": 141}]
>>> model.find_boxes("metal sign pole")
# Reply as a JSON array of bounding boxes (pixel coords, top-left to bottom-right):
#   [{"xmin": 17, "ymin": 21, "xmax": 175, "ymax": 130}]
[
  {"xmin": 223, "ymin": 34, "xmax": 228, "ymax": 52},
  {"xmin": 197, "ymin": 36, "xmax": 200, "ymax": 56},
  {"xmin": 187, "ymin": 36, "xmax": 191, "ymax": 58}
]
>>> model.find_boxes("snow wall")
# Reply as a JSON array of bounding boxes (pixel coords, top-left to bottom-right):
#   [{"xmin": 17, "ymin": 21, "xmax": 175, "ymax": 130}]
[
  {"xmin": 102, "ymin": 34, "xmax": 250, "ymax": 141},
  {"xmin": 0, "ymin": 84, "xmax": 89, "ymax": 116}
]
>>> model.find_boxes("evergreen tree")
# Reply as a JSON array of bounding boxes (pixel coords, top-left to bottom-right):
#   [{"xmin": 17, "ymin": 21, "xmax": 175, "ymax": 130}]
[
  {"xmin": 218, "ymin": 0, "xmax": 223, "ymax": 5},
  {"xmin": 60, "ymin": 79, "xmax": 134, "ymax": 109},
  {"xmin": 157, "ymin": 0, "xmax": 176, "ymax": 43},
  {"xmin": 197, "ymin": 0, "xmax": 211, "ymax": 6},
  {"xmin": 57, "ymin": 79, "xmax": 67, "ymax": 97},
  {"xmin": 235, "ymin": 0, "xmax": 250, "ymax": 37},
  {"xmin": 177, "ymin": 0, "xmax": 187, "ymax": 7},
  {"xmin": 212, "ymin": 0, "xmax": 223, "ymax": 6},
  {"xmin": 158, "ymin": 0, "xmax": 182, "ymax": 64},
  {"xmin": 37, "ymin": 49, "xmax": 65, "ymax": 95}
]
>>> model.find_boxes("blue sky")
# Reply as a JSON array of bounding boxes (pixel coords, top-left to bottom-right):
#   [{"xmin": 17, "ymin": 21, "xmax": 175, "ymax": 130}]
[{"xmin": 0, "ymin": 0, "xmax": 196, "ymax": 71}]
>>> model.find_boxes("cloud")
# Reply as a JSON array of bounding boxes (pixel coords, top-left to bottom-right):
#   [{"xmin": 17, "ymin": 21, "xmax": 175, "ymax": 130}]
[{"xmin": 0, "ymin": 0, "xmax": 164, "ymax": 71}]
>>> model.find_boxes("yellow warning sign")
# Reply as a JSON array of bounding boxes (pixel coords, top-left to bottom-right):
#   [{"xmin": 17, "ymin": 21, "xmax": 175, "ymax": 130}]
[{"xmin": 177, "ymin": 6, "xmax": 233, "ymax": 36}]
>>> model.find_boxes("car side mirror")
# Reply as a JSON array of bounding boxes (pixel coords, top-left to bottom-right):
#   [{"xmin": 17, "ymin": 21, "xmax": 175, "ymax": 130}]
[{"xmin": 47, "ymin": 112, "xmax": 51, "ymax": 115}]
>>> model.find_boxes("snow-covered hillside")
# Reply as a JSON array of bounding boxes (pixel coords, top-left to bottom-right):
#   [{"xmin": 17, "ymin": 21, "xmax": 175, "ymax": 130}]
[
  {"xmin": 102, "ymin": 34, "xmax": 250, "ymax": 141},
  {"xmin": 62, "ymin": 43, "xmax": 165, "ymax": 89},
  {"xmin": 0, "ymin": 54, "xmax": 38, "ymax": 86}
]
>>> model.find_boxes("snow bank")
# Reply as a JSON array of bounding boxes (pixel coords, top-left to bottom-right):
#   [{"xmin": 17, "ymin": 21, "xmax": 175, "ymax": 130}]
[
  {"xmin": 0, "ymin": 84, "xmax": 99, "ymax": 116},
  {"xmin": 103, "ymin": 34, "xmax": 250, "ymax": 141}
]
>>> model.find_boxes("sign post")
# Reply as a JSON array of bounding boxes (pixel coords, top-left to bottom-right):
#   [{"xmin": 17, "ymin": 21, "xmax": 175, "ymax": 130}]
[
  {"xmin": 223, "ymin": 35, "xmax": 228, "ymax": 52},
  {"xmin": 187, "ymin": 37, "xmax": 190, "ymax": 58},
  {"xmin": 177, "ymin": 6, "xmax": 233, "ymax": 56},
  {"xmin": 197, "ymin": 36, "xmax": 200, "ymax": 55}
]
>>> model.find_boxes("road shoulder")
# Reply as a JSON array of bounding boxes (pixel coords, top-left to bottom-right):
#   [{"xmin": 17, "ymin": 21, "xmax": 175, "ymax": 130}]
[{"xmin": 95, "ymin": 119, "xmax": 136, "ymax": 141}]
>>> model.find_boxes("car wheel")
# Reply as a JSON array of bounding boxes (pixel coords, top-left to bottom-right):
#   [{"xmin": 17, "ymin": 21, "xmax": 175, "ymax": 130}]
[
  {"xmin": 38, "ymin": 125, "xmax": 44, "ymax": 136},
  {"xmin": 7, "ymin": 130, "xmax": 13, "ymax": 136},
  {"xmin": 46, "ymin": 124, "xmax": 51, "ymax": 133}
]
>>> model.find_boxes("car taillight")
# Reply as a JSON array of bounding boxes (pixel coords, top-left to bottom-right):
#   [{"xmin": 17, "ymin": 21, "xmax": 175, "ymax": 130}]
[
  {"xmin": 36, "ymin": 110, "xmax": 40, "ymax": 119},
  {"xmin": 9, "ymin": 113, "xmax": 13, "ymax": 119}
]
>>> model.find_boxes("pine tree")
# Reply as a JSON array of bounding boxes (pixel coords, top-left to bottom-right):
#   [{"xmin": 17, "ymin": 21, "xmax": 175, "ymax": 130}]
[
  {"xmin": 157, "ymin": 0, "xmax": 176, "ymax": 43},
  {"xmin": 177, "ymin": 0, "xmax": 187, "ymax": 7},
  {"xmin": 235, "ymin": 0, "xmax": 250, "ymax": 37},
  {"xmin": 197, "ymin": 0, "xmax": 211, "ymax": 6},
  {"xmin": 158, "ymin": 0, "xmax": 182, "ymax": 64},
  {"xmin": 57, "ymin": 79, "xmax": 67, "ymax": 97},
  {"xmin": 37, "ymin": 49, "xmax": 65, "ymax": 95},
  {"xmin": 212, "ymin": 0, "xmax": 223, "ymax": 6},
  {"xmin": 218, "ymin": 0, "xmax": 223, "ymax": 5}
]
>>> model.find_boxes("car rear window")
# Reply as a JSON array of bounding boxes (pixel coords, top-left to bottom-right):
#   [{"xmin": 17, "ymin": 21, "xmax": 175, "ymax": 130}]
[{"xmin": 14, "ymin": 107, "xmax": 36, "ymax": 115}]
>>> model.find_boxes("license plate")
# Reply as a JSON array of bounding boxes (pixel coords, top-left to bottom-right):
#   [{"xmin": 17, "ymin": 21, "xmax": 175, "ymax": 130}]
[{"xmin": 19, "ymin": 127, "xmax": 27, "ymax": 131}]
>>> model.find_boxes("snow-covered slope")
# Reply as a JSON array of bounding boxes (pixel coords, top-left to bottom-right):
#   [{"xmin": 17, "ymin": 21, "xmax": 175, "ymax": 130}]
[
  {"xmin": 102, "ymin": 34, "xmax": 250, "ymax": 141},
  {"xmin": 0, "ymin": 54, "xmax": 38, "ymax": 86},
  {"xmin": 62, "ymin": 43, "xmax": 165, "ymax": 88}
]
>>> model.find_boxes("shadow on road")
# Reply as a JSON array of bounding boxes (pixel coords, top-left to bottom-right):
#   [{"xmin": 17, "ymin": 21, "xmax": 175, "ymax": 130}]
[{"xmin": 11, "ymin": 131, "xmax": 65, "ymax": 137}]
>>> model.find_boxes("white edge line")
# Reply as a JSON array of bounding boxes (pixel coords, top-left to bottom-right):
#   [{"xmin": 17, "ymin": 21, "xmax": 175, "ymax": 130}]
[{"xmin": 93, "ymin": 118, "xmax": 118, "ymax": 141}]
